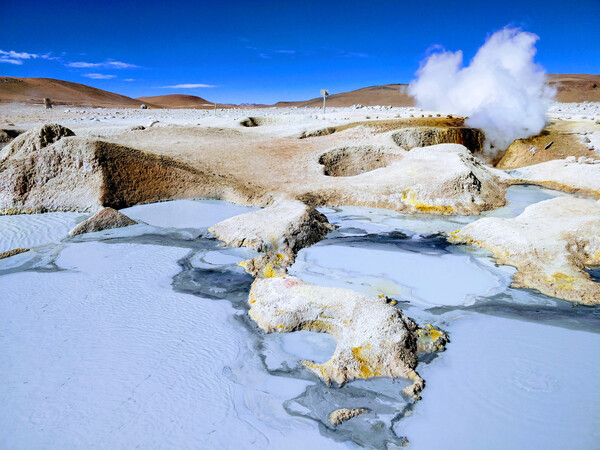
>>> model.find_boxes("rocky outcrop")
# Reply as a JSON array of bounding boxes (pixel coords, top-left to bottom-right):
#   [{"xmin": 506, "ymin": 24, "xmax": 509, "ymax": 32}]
[
  {"xmin": 0, "ymin": 128, "xmax": 24, "ymax": 149},
  {"xmin": 329, "ymin": 408, "xmax": 368, "ymax": 425},
  {"xmin": 248, "ymin": 275, "xmax": 449, "ymax": 399},
  {"xmin": 505, "ymin": 158, "xmax": 600, "ymax": 196},
  {"xmin": 0, "ymin": 123, "xmax": 74, "ymax": 161},
  {"xmin": 209, "ymin": 198, "xmax": 335, "ymax": 269},
  {"xmin": 392, "ymin": 126, "xmax": 484, "ymax": 152},
  {"xmin": 69, "ymin": 207, "xmax": 137, "ymax": 236},
  {"xmin": 301, "ymin": 144, "xmax": 507, "ymax": 215},
  {"xmin": 0, "ymin": 123, "xmax": 255, "ymax": 214},
  {"xmin": 448, "ymin": 197, "xmax": 600, "ymax": 305}
]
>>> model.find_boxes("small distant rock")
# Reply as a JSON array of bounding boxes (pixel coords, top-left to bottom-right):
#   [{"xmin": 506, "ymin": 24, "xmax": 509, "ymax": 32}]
[
  {"xmin": 69, "ymin": 207, "xmax": 137, "ymax": 236},
  {"xmin": 329, "ymin": 408, "xmax": 368, "ymax": 425},
  {"xmin": 44, "ymin": 98, "xmax": 52, "ymax": 109},
  {"xmin": 0, "ymin": 248, "xmax": 29, "ymax": 259},
  {"xmin": 130, "ymin": 125, "xmax": 146, "ymax": 131},
  {"xmin": 140, "ymin": 104, "xmax": 148, "ymax": 109}
]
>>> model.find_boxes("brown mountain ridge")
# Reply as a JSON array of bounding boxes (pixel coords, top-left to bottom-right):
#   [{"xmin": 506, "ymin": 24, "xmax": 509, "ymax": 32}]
[
  {"xmin": 0, "ymin": 77, "xmax": 151, "ymax": 108},
  {"xmin": 136, "ymin": 94, "xmax": 213, "ymax": 109},
  {"xmin": 1, "ymin": 74, "xmax": 598, "ymax": 108}
]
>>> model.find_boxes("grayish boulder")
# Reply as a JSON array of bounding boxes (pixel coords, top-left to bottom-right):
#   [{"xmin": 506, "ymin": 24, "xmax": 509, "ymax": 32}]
[{"xmin": 69, "ymin": 207, "xmax": 137, "ymax": 236}]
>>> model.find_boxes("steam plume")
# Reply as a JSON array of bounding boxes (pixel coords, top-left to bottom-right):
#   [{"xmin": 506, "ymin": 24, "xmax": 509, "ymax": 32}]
[{"xmin": 409, "ymin": 27, "xmax": 555, "ymax": 153}]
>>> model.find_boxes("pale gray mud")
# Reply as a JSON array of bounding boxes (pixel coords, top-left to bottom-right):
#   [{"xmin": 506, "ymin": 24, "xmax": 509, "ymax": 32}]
[{"xmin": 2, "ymin": 186, "xmax": 598, "ymax": 449}]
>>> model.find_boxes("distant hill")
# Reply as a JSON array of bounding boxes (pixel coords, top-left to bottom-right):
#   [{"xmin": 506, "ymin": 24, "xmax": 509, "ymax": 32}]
[
  {"xmin": 275, "ymin": 75, "xmax": 600, "ymax": 107},
  {"xmin": 137, "ymin": 94, "xmax": 214, "ymax": 109},
  {"xmin": 547, "ymin": 74, "xmax": 600, "ymax": 102},
  {"xmin": 274, "ymin": 84, "xmax": 415, "ymax": 108},
  {"xmin": 0, "ymin": 77, "xmax": 150, "ymax": 108},
  {"xmin": 1, "ymin": 74, "xmax": 598, "ymax": 109}
]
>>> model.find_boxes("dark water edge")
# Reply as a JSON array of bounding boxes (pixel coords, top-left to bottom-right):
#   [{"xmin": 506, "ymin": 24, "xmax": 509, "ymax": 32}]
[
  {"xmin": 306, "ymin": 230, "xmax": 600, "ymax": 334},
  {"xmin": 587, "ymin": 266, "xmax": 600, "ymax": 283},
  {"xmin": 170, "ymin": 245, "xmax": 413, "ymax": 449},
  {"xmin": 427, "ymin": 295, "xmax": 600, "ymax": 334}
]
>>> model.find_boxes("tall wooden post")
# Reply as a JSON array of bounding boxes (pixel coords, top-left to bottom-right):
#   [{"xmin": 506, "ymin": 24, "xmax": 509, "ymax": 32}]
[{"xmin": 320, "ymin": 89, "xmax": 329, "ymax": 114}]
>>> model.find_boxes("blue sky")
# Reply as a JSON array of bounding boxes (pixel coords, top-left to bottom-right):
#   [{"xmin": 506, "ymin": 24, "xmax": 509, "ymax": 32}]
[{"xmin": 1, "ymin": 0, "xmax": 599, "ymax": 104}]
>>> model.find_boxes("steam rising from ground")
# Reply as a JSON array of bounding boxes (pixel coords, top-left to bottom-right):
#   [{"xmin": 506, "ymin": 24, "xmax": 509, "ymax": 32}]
[{"xmin": 409, "ymin": 27, "xmax": 555, "ymax": 155}]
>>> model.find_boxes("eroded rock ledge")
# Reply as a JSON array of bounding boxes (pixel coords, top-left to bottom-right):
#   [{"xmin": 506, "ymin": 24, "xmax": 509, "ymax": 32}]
[
  {"xmin": 0, "ymin": 124, "xmax": 257, "ymax": 214},
  {"xmin": 300, "ymin": 144, "xmax": 507, "ymax": 215},
  {"xmin": 208, "ymin": 198, "xmax": 335, "ymax": 270},
  {"xmin": 248, "ymin": 275, "xmax": 449, "ymax": 399},
  {"xmin": 449, "ymin": 197, "xmax": 600, "ymax": 305},
  {"xmin": 505, "ymin": 158, "xmax": 600, "ymax": 197}
]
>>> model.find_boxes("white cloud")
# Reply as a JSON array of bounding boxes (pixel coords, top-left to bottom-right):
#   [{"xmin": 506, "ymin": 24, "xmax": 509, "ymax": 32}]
[
  {"xmin": 341, "ymin": 51, "xmax": 369, "ymax": 58},
  {"xmin": 246, "ymin": 46, "xmax": 297, "ymax": 59},
  {"xmin": 0, "ymin": 58, "xmax": 23, "ymax": 65},
  {"xmin": 160, "ymin": 83, "xmax": 216, "ymax": 88},
  {"xmin": 106, "ymin": 60, "xmax": 138, "ymax": 69},
  {"xmin": 124, "ymin": 78, "xmax": 135, "ymax": 82},
  {"xmin": 0, "ymin": 49, "xmax": 60, "ymax": 65},
  {"xmin": 66, "ymin": 59, "xmax": 138, "ymax": 69},
  {"xmin": 83, "ymin": 73, "xmax": 117, "ymax": 80},
  {"xmin": 1, "ymin": 50, "xmax": 37, "ymax": 59},
  {"xmin": 66, "ymin": 61, "xmax": 103, "ymax": 68}
]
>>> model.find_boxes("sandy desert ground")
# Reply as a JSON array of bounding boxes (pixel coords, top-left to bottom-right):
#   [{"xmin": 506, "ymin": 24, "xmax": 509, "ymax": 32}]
[{"xmin": 1, "ymin": 100, "xmax": 599, "ymax": 448}]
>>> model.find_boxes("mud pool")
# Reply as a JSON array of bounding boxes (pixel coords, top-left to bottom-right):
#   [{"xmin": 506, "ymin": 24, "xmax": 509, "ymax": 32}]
[{"xmin": 1, "ymin": 187, "xmax": 599, "ymax": 449}]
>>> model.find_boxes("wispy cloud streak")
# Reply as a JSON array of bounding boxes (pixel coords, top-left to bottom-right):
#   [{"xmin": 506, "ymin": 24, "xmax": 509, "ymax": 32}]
[
  {"xmin": 83, "ymin": 73, "xmax": 117, "ymax": 79},
  {"xmin": 160, "ymin": 83, "xmax": 216, "ymax": 88},
  {"xmin": 66, "ymin": 60, "xmax": 139, "ymax": 69},
  {"xmin": 0, "ymin": 49, "xmax": 60, "ymax": 64}
]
